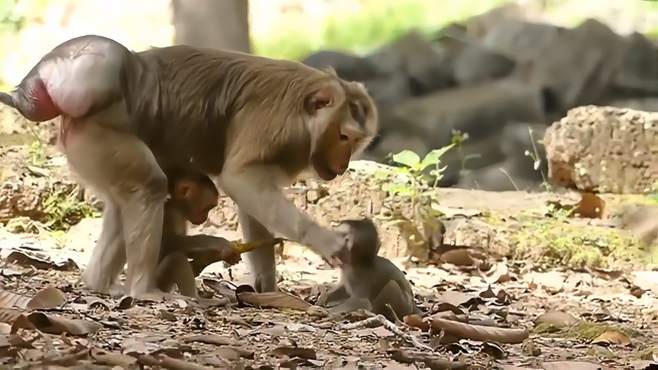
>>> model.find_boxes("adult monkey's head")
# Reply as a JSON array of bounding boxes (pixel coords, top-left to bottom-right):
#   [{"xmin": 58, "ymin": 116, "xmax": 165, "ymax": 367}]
[{"xmin": 303, "ymin": 70, "xmax": 378, "ymax": 181}]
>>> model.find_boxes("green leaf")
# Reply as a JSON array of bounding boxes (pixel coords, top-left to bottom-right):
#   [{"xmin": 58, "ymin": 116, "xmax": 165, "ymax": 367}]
[
  {"xmin": 383, "ymin": 183, "xmax": 414, "ymax": 197},
  {"xmin": 420, "ymin": 144, "xmax": 454, "ymax": 170},
  {"xmin": 391, "ymin": 150, "xmax": 420, "ymax": 168}
]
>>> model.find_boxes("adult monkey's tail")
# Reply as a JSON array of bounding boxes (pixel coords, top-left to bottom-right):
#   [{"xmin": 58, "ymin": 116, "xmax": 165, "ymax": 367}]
[{"xmin": 0, "ymin": 91, "xmax": 17, "ymax": 110}]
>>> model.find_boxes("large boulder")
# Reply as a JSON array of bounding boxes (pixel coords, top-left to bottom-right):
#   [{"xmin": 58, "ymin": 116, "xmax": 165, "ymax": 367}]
[
  {"xmin": 454, "ymin": 122, "xmax": 547, "ymax": 191},
  {"xmin": 365, "ymin": 31, "xmax": 454, "ymax": 95},
  {"xmin": 499, "ymin": 122, "xmax": 547, "ymax": 167},
  {"xmin": 388, "ymin": 77, "xmax": 545, "ymax": 149},
  {"xmin": 453, "ymin": 43, "xmax": 515, "ymax": 86},
  {"xmin": 438, "ymin": 134, "xmax": 507, "ymax": 187},
  {"xmin": 612, "ymin": 32, "xmax": 658, "ymax": 95},
  {"xmin": 544, "ymin": 105, "xmax": 658, "ymax": 193},
  {"xmin": 523, "ymin": 19, "xmax": 628, "ymax": 112},
  {"xmin": 481, "ymin": 19, "xmax": 563, "ymax": 62},
  {"xmin": 301, "ymin": 50, "xmax": 378, "ymax": 82}
]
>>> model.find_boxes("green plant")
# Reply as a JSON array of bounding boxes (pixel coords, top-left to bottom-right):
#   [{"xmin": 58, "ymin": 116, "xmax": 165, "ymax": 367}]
[
  {"xmin": 382, "ymin": 144, "xmax": 454, "ymax": 209},
  {"xmin": 42, "ymin": 188, "xmax": 99, "ymax": 231},
  {"xmin": 28, "ymin": 138, "xmax": 47, "ymax": 166},
  {"xmin": 523, "ymin": 126, "xmax": 550, "ymax": 191}
]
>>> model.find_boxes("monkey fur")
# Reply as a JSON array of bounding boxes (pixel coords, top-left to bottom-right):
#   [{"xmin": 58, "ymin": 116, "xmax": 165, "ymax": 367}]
[
  {"xmin": 321, "ymin": 218, "xmax": 419, "ymax": 321},
  {"xmin": 156, "ymin": 169, "xmax": 241, "ymax": 297},
  {"xmin": 0, "ymin": 35, "xmax": 379, "ymax": 297}
]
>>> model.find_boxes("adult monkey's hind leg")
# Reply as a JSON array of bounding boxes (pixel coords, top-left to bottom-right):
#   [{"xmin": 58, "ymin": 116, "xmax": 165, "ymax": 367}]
[
  {"xmin": 63, "ymin": 121, "xmax": 168, "ymax": 298},
  {"xmin": 239, "ymin": 210, "xmax": 277, "ymax": 292},
  {"xmin": 82, "ymin": 199, "xmax": 125, "ymax": 294}
]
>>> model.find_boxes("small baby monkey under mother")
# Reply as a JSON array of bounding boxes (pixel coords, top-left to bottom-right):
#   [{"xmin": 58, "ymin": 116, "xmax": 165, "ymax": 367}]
[
  {"xmin": 157, "ymin": 169, "xmax": 242, "ymax": 298},
  {"xmin": 321, "ymin": 218, "xmax": 419, "ymax": 321}
]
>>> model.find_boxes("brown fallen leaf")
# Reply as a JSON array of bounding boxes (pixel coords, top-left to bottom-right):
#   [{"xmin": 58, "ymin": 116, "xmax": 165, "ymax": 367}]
[
  {"xmin": 575, "ymin": 192, "xmax": 605, "ymax": 219},
  {"xmin": 404, "ymin": 314, "xmax": 430, "ymax": 332},
  {"xmin": 388, "ymin": 349, "xmax": 468, "ymax": 369},
  {"xmin": 430, "ymin": 318, "xmax": 529, "ymax": 344},
  {"xmin": 483, "ymin": 262, "xmax": 511, "ymax": 284},
  {"xmin": 237, "ymin": 291, "xmax": 311, "ymax": 311},
  {"xmin": 535, "ymin": 311, "xmax": 579, "ymax": 329},
  {"xmin": 0, "ymin": 308, "xmax": 22, "ymax": 325},
  {"xmin": 439, "ymin": 248, "xmax": 475, "ymax": 266},
  {"xmin": 272, "ymin": 346, "xmax": 317, "ymax": 360},
  {"xmin": 82, "ymin": 296, "xmax": 111, "ymax": 311},
  {"xmin": 436, "ymin": 290, "xmax": 479, "ymax": 308},
  {"xmin": 0, "ymin": 289, "xmax": 31, "ymax": 310},
  {"xmin": 136, "ymin": 353, "xmax": 213, "ymax": 370},
  {"xmin": 202, "ymin": 279, "xmax": 238, "ymax": 303},
  {"xmin": 630, "ymin": 271, "xmax": 658, "ymax": 296},
  {"xmin": 181, "ymin": 334, "xmax": 238, "ymax": 346},
  {"xmin": 116, "ymin": 296, "xmax": 136, "ymax": 310},
  {"xmin": 526, "ymin": 271, "xmax": 565, "ymax": 293},
  {"xmin": 89, "ymin": 348, "xmax": 138, "ymax": 368},
  {"xmin": 26, "ymin": 286, "xmax": 66, "ymax": 310},
  {"xmin": 480, "ymin": 341, "xmax": 506, "ymax": 360},
  {"xmin": 216, "ymin": 346, "xmax": 254, "ymax": 360},
  {"xmin": 0, "ymin": 323, "xmax": 10, "ymax": 334},
  {"xmin": 6, "ymin": 250, "xmax": 78, "ymax": 271},
  {"xmin": 542, "ymin": 361, "xmax": 601, "ymax": 370},
  {"xmin": 12, "ymin": 312, "xmax": 102, "ymax": 336},
  {"xmin": 214, "ymin": 347, "xmax": 241, "ymax": 361},
  {"xmin": 591, "ymin": 330, "xmax": 631, "ymax": 346}
]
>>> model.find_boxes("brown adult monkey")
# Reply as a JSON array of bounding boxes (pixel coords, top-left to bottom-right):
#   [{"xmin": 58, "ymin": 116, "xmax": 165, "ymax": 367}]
[
  {"xmin": 0, "ymin": 35, "xmax": 378, "ymax": 297},
  {"xmin": 157, "ymin": 168, "xmax": 242, "ymax": 297},
  {"xmin": 321, "ymin": 218, "xmax": 419, "ymax": 321}
]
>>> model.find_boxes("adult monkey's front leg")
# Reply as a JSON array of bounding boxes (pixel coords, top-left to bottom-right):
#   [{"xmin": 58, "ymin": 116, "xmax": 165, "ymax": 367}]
[{"xmin": 239, "ymin": 209, "xmax": 277, "ymax": 292}]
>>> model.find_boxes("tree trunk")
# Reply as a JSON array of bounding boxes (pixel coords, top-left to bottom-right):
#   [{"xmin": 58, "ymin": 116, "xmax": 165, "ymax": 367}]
[{"xmin": 172, "ymin": 0, "xmax": 250, "ymax": 53}]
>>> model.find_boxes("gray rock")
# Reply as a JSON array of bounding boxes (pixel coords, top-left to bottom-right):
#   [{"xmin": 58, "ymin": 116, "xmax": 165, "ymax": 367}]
[
  {"xmin": 499, "ymin": 122, "xmax": 547, "ymax": 166},
  {"xmin": 363, "ymin": 71, "xmax": 412, "ymax": 109},
  {"xmin": 608, "ymin": 97, "xmax": 658, "ymax": 113},
  {"xmin": 302, "ymin": 50, "xmax": 378, "ymax": 82},
  {"xmin": 481, "ymin": 19, "xmax": 563, "ymax": 62},
  {"xmin": 613, "ymin": 32, "xmax": 658, "ymax": 95},
  {"xmin": 390, "ymin": 78, "xmax": 545, "ymax": 149},
  {"xmin": 543, "ymin": 105, "xmax": 658, "ymax": 193},
  {"xmin": 366, "ymin": 31, "xmax": 454, "ymax": 95},
  {"xmin": 438, "ymin": 134, "xmax": 506, "ymax": 187},
  {"xmin": 525, "ymin": 19, "xmax": 628, "ymax": 111},
  {"xmin": 453, "ymin": 43, "xmax": 515, "ymax": 86}
]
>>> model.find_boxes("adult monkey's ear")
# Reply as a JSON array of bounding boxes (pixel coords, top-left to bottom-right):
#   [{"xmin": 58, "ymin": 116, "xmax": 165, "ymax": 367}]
[
  {"xmin": 173, "ymin": 180, "xmax": 195, "ymax": 200},
  {"xmin": 304, "ymin": 85, "xmax": 335, "ymax": 115}
]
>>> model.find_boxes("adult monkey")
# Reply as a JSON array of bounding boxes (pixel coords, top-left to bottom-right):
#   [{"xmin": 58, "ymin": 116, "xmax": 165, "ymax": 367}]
[{"xmin": 0, "ymin": 35, "xmax": 378, "ymax": 297}]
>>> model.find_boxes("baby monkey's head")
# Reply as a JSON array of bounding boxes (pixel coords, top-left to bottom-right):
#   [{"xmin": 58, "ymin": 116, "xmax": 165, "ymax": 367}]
[{"xmin": 337, "ymin": 218, "xmax": 381, "ymax": 264}]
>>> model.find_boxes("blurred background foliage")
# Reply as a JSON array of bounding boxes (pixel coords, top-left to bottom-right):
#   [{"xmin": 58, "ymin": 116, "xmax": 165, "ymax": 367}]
[{"xmin": 0, "ymin": 0, "xmax": 656, "ymax": 89}]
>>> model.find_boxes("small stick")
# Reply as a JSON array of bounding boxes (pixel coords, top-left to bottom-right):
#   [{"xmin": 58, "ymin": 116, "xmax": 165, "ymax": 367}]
[{"xmin": 341, "ymin": 313, "xmax": 432, "ymax": 351}]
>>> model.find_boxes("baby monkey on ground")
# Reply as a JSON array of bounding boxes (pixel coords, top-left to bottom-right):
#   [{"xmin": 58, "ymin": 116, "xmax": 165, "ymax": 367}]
[
  {"xmin": 321, "ymin": 218, "xmax": 419, "ymax": 320},
  {"xmin": 157, "ymin": 169, "xmax": 244, "ymax": 297}
]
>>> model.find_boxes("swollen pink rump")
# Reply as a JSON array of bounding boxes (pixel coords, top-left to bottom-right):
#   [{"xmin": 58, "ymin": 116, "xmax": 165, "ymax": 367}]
[{"xmin": 27, "ymin": 79, "xmax": 60, "ymax": 121}]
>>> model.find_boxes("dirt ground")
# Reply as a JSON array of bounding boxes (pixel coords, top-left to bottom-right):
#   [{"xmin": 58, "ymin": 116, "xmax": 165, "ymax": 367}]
[{"xmin": 1, "ymin": 116, "xmax": 658, "ymax": 369}]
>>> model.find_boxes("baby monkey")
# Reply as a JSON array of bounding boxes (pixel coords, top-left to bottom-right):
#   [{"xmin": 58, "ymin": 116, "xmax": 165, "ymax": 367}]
[
  {"xmin": 322, "ymin": 218, "xmax": 418, "ymax": 320},
  {"xmin": 157, "ymin": 169, "xmax": 243, "ymax": 297}
]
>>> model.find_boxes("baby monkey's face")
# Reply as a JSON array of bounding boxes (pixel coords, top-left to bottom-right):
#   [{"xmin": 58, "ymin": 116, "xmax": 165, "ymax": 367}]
[{"xmin": 337, "ymin": 218, "xmax": 380, "ymax": 264}]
